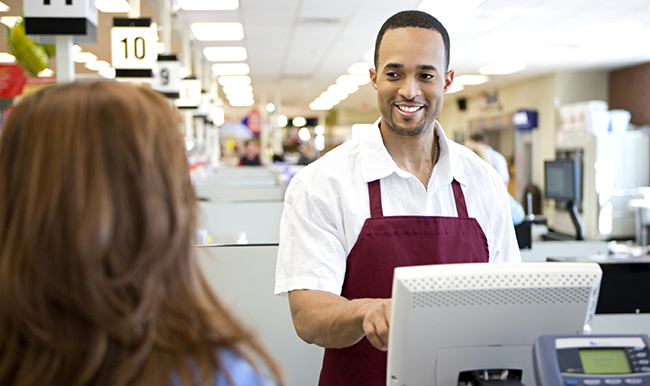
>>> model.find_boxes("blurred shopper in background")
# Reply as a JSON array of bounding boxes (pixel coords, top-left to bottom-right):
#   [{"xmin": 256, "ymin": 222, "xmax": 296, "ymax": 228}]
[
  {"xmin": 469, "ymin": 133, "xmax": 510, "ymax": 185},
  {"xmin": 239, "ymin": 139, "xmax": 262, "ymax": 166},
  {"xmin": 0, "ymin": 81, "xmax": 283, "ymax": 386},
  {"xmin": 464, "ymin": 139, "xmax": 525, "ymax": 225}
]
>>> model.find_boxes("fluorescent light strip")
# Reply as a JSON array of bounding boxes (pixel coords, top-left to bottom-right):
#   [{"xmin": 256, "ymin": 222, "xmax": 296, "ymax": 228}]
[
  {"xmin": 479, "ymin": 62, "xmax": 526, "ymax": 75},
  {"xmin": 191, "ymin": 22, "xmax": 244, "ymax": 41},
  {"xmin": 85, "ymin": 60, "xmax": 111, "ymax": 71},
  {"xmin": 96, "ymin": 0, "xmax": 130, "ymax": 13},
  {"xmin": 177, "ymin": 0, "xmax": 239, "ymax": 10},
  {"xmin": 204, "ymin": 47, "xmax": 247, "ymax": 61},
  {"xmin": 0, "ymin": 52, "xmax": 15, "ymax": 63},
  {"xmin": 454, "ymin": 74, "xmax": 489, "ymax": 85},
  {"xmin": 218, "ymin": 75, "xmax": 251, "ymax": 86},
  {"xmin": 0, "ymin": 16, "xmax": 20, "ymax": 27},
  {"xmin": 222, "ymin": 84, "xmax": 253, "ymax": 94},
  {"xmin": 336, "ymin": 74, "xmax": 370, "ymax": 86},
  {"xmin": 0, "ymin": 2, "xmax": 9, "ymax": 12},
  {"xmin": 347, "ymin": 62, "xmax": 373, "ymax": 75},
  {"xmin": 72, "ymin": 52, "xmax": 97, "ymax": 63},
  {"xmin": 212, "ymin": 63, "xmax": 250, "ymax": 76}
]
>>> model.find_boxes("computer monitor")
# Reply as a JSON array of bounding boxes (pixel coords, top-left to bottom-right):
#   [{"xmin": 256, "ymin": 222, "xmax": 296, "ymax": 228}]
[
  {"xmin": 544, "ymin": 159, "xmax": 580, "ymax": 203},
  {"xmin": 544, "ymin": 159, "xmax": 584, "ymax": 240},
  {"xmin": 387, "ymin": 262, "xmax": 602, "ymax": 386}
]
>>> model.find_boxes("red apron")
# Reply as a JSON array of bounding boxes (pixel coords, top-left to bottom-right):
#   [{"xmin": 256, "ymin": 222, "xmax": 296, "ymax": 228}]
[{"xmin": 318, "ymin": 179, "xmax": 489, "ymax": 386}]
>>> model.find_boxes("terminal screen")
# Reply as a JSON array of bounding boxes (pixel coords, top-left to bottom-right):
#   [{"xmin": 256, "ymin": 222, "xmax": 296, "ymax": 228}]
[{"xmin": 579, "ymin": 348, "xmax": 632, "ymax": 374}]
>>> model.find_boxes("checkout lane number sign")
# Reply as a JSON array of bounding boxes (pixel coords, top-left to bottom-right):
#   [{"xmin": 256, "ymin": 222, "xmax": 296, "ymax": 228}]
[{"xmin": 111, "ymin": 18, "xmax": 157, "ymax": 70}]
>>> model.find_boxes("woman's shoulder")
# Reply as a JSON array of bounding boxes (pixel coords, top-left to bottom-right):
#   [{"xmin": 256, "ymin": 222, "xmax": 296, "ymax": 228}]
[{"xmin": 214, "ymin": 349, "xmax": 275, "ymax": 386}]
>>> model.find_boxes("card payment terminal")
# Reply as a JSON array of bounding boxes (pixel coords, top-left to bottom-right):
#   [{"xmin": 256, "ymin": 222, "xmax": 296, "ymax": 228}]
[{"xmin": 533, "ymin": 335, "xmax": 650, "ymax": 386}]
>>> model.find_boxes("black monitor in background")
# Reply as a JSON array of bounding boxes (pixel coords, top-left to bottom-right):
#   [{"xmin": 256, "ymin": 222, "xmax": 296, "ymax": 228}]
[
  {"xmin": 544, "ymin": 159, "xmax": 580, "ymax": 203},
  {"xmin": 544, "ymin": 159, "xmax": 584, "ymax": 240}
]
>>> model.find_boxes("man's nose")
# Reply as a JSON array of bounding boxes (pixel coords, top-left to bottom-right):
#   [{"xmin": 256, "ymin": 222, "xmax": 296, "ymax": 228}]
[{"xmin": 398, "ymin": 76, "xmax": 421, "ymax": 100}]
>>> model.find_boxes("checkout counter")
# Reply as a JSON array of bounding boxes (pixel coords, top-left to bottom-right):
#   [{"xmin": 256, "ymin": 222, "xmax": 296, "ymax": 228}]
[{"xmin": 193, "ymin": 166, "xmax": 650, "ymax": 385}]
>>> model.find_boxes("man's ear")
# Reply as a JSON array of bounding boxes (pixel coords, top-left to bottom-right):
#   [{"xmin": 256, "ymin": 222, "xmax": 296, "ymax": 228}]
[
  {"xmin": 443, "ymin": 69, "xmax": 455, "ymax": 92},
  {"xmin": 370, "ymin": 67, "xmax": 378, "ymax": 90}
]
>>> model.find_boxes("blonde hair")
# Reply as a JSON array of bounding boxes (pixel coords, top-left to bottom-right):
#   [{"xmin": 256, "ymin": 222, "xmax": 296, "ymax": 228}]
[{"xmin": 0, "ymin": 81, "xmax": 283, "ymax": 386}]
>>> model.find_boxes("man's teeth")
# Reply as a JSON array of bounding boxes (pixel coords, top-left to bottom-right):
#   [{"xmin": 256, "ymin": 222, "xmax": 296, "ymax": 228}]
[{"xmin": 397, "ymin": 106, "xmax": 421, "ymax": 113}]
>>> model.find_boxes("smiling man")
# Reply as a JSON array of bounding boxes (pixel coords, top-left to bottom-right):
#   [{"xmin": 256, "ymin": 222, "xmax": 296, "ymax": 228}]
[{"xmin": 275, "ymin": 10, "xmax": 521, "ymax": 386}]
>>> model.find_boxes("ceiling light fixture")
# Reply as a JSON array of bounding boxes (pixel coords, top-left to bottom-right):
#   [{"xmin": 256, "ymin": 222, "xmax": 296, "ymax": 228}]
[
  {"xmin": 293, "ymin": 117, "xmax": 307, "ymax": 127},
  {"xmin": 72, "ymin": 52, "xmax": 97, "ymax": 63},
  {"xmin": 336, "ymin": 74, "xmax": 371, "ymax": 86},
  {"xmin": 38, "ymin": 68, "xmax": 54, "ymax": 77},
  {"xmin": 85, "ymin": 60, "xmax": 111, "ymax": 71},
  {"xmin": 0, "ymin": 2, "xmax": 10, "ymax": 12},
  {"xmin": 204, "ymin": 46, "xmax": 247, "ymax": 61},
  {"xmin": 218, "ymin": 75, "xmax": 251, "ymax": 86},
  {"xmin": 96, "ymin": 0, "xmax": 131, "ymax": 13},
  {"xmin": 328, "ymin": 83, "xmax": 358, "ymax": 94},
  {"xmin": 191, "ymin": 22, "xmax": 244, "ymax": 41},
  {"xmin": 222, "ymin": 84, "xmax": 253, "ymax": 94},
  {"xmin": 177, "ymin": 0, "xmax": 239, "ymax": 11},
  {"xmin": 347, "ymin": 62, "xmax": 373, "ymax": 75},
  {"xmin": 479, "ymin": 62, "xmax": 526, "ymax": 75},
  {"xmin": 211, "ymin": 63, "xmax": 250, "ymax": 76},
  {"xmin": 0, "ymin": 52, "xmax": 15, "ymax": 63},
  {"xmin": 0, "ymin": 16, "xmax": 20, "ymax": 27},
  {"xmin": 446, "ymin": 83, "xmax": 464, "ymax": 94},
  {"xmin": 363, "ymin": 47, "xmax": 374, "ymax": 62},
  {"xmin": 454, "ymin": 74, "xmax": 489, "ymax": 85},
  {"xmin": 99, "ymin": 68, "xmax": 116, "ymax": 79}
]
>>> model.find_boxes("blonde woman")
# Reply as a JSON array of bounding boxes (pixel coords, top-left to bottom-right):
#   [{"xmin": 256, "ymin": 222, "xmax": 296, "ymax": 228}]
[{"xmin": 0, "ymin": 81, "xmax": 284, "ymax": 386}]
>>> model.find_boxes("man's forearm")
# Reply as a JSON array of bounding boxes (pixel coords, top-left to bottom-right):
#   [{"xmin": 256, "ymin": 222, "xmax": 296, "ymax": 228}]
[{"xmin": 288, "ymin": 290, "xmax": 391, "ymax": 350}]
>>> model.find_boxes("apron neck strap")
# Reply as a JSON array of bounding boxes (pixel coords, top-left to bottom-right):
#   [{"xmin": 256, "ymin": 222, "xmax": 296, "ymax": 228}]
[
  {"xmin": 368, "ymin": 179, "xmax": 469, "ymax": 219},
  {"xmin": 452, "ymin": 179, "xmax": 469, "ymax": 218},
  {"xmin": 368, "ymin": 180, "xmax": 383, "ymax": 218}
]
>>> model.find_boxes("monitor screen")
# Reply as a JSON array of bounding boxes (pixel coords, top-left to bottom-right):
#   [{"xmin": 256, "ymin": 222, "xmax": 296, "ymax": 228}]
[
  {"xmin": 387, "ymin": 262, "xmax": 602, "ymax": 386},
  {"xmin": 545, "ymin": 159, "xmax": 580, "ymax": 202}
]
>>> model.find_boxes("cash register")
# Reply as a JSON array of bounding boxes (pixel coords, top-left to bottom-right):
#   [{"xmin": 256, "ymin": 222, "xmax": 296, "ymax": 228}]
[{"xmin": 533, "ymin": 334, "xmax": 650, "ymax": 386}]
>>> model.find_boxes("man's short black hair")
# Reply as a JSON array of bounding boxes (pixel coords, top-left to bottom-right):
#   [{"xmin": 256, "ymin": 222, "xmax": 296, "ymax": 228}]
[{"xmin": 374, "ymin": 10, "xmax": 450, "ymax": 72}]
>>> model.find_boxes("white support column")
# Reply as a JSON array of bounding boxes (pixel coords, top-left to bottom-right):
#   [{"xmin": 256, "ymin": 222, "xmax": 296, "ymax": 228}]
[
  {"xmin": 161, "ymin": 0, "xmax": 171, "ymax": 54},
  {"xmin": 128, "ymin": 0, "xmax": 141, "ymax": 18},
  {"xmin": 55, "ymin": 35, "xmax": 74, "ymax": 84}
]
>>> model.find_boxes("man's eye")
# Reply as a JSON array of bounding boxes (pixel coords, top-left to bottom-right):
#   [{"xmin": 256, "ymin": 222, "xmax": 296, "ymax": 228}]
[
  {"xmin": 386, "ymin": 72, "xmax": 400, "ymax": 78},
  {"xmin": 421, "ymin": 73, "xmax": 434, "ymax": 80}
]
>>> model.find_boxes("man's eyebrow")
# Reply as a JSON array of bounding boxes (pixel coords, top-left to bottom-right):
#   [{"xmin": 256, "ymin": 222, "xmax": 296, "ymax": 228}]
[
  {"xmin": 418, "ymin": 64, "xmax": 437, "ymax": 71},
  {"xmin": 383, "ymin": 63, "xmax": 403, "ymax": 70},
  {"xmin": 382, "ymin": 63, "xmax": 439, "ymax": 71}
]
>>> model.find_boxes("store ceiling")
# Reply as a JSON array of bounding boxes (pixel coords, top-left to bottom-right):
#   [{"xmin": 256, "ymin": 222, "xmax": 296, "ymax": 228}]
[{"xmin": 2, "ymin": 0, "xmax": 650, "ymax": 114}]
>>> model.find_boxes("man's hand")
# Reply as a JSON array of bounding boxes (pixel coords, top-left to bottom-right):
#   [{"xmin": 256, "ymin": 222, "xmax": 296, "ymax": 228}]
[
  {"xmin": 362, "ymin": 298, "xmax": 391, "ymax": 351},
  {"xmin": 288, "ymin": 289, "xmax": 392, "ymax": 350}
]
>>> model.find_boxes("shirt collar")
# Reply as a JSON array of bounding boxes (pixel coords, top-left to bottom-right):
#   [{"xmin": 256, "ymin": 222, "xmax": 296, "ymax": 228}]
[{"xmin": 359, "ymin": 118, "xmax": 468, "ymax": 187}]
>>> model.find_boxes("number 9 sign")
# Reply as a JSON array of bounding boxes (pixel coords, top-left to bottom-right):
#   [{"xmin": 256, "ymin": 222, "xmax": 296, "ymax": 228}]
[
  {"xmin": 152, "ymin": 55, "xmax": 181, "ymax": 98},
  {"xmin": 111, "ymin": 18, "xmax": 156, "ymax": 71}
]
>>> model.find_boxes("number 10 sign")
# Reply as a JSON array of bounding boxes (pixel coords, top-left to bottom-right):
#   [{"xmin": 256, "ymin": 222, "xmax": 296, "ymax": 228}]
[{"xmin": 111, "ymin": 18, "xmax": 156, "ymax": 77}]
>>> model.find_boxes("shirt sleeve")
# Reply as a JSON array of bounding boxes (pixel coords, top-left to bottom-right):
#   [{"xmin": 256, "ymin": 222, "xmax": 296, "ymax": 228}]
[
  {"xmin": 489, "ymin": 175, "xmax": 522, "ymax": 264},
  {"xmin": 274, "ymin": 175, "xmax": 349, "ymax": 296}
]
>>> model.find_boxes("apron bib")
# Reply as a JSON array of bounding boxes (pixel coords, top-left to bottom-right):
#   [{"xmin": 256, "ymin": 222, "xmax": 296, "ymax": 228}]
[{"xmin": 318, "ymin": 179, "xmax": 489, "ymax": 386}]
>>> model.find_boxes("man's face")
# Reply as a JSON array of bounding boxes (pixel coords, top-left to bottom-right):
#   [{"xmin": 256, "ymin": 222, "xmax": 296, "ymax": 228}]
[{"xmin": 370, "ymin": 27, "xmax": 454, "ymax": 137}]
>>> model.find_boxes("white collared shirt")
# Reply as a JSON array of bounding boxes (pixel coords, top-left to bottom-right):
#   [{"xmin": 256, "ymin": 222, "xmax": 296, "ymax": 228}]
[{"xmin": 274, "ymin": 120, "xmax": 521, "ymax": 296}]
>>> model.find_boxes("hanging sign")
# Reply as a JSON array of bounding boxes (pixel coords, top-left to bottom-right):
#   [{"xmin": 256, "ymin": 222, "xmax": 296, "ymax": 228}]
[
  {"xmin": 175, "ymin": 78, "xmax": 202, "ymax": 109},
  {"xmin": 152, "ymin": 54, "xmax": 181, "ymax": 99},
  {"xmin": 111, "ymin": 18, "xmax": 157, "ymax": 78},
  {"xmin": 23, "ymin": 0, "xmax": 98, "ymax": 43}
]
